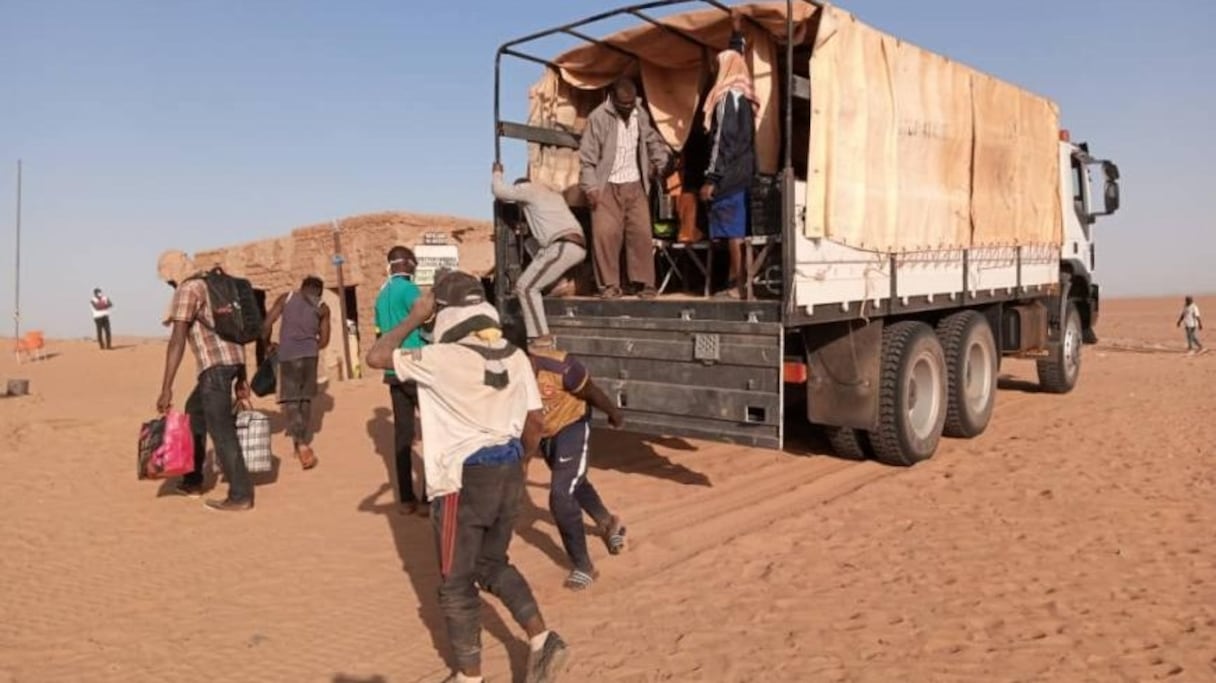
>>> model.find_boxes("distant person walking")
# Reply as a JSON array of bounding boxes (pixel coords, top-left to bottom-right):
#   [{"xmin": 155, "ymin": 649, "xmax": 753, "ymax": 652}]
[
  {"xmin": 578, "ymin": 78, "xmax": 671, "ymax": 299},
  {"xmin": 529, "ymin": 346, "xmax": 627, "ymax": 591},
  {"xmin": 1178, "ymin": 296, "xmax": 1204, "ymax": 353},
  {"xmin": 155, "ymin": 251, "xmax": 254, "ymax": 512},
  {"xmin": 366, "ymin": 270, "xmax": 569, "ymax": 683},
  {"xmin": 261, "ymin": 276, "xmax": 331, "ymax": 470},
  {"xmin": 492, "ymin": 162, "xmax": 587, "ymax": 347},
  {"xmin": 373, "ymin": 246, "xmax": 429, "ymax": 515},
  {"xmin": 91, "ymin": 288, "xmax": 113, "ymax": 350}
]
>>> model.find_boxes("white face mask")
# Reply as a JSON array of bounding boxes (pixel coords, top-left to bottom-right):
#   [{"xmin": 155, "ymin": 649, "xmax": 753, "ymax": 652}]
[{"xmin": 386, "ymin": 258, "xmax": 414, "ymax": 279}]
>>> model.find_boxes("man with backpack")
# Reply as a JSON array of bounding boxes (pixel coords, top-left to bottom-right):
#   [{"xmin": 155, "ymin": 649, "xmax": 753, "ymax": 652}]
[
  {"xmin": 261, "ymin": 276, "xmax": 331, "ymax": 470},
  {"xmin": 155, "ymin": 250, "xmax": 259, "ymax": 512}
]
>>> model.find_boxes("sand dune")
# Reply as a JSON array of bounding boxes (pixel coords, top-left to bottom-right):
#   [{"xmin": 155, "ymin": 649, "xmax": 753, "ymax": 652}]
[{"xmin": 0, "ymin": 297, "xmax": 1213, "ymax": 682}]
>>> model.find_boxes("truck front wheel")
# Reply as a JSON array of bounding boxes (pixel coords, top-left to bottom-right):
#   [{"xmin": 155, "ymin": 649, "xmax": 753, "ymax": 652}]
[
  {"xmin": 1037, "ymin": 302, "xmax": 1082, "ymax": 394},
  {"xmin": 871, "ymin": 321, "xmax": 948, "ymax": 467},
  {"xmin": 937, "ymin": 310, "xmax": 998, "ymax": 438}
]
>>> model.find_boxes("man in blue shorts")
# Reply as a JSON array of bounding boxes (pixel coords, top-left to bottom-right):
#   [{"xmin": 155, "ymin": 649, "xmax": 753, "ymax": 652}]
[{"xmin": 700, "ymin": 15, "xmax": 758, "ymax": 299}]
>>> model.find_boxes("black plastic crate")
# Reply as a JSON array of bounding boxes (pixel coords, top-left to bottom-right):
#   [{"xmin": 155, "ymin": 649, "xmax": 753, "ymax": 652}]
[{"xmin": 750, "ymin": 175, "xmax": 781, "ymax": 236}]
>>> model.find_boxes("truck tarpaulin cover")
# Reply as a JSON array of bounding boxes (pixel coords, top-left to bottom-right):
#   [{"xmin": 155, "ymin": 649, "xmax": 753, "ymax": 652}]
[
  {"xmin": 806, "ymin": 6, "xmax": 1062, "ymax": 251},
  {"xmin": 525, "ymin": 2, "xmax": 1062, "ymax": 251}
]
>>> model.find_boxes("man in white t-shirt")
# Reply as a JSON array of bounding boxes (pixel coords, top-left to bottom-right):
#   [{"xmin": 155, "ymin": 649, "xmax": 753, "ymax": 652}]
[
  {"xmin": 90, "ymin": 288, "xmax": 113, "ymax": 350},
  {"xmin": 1177, "ymin": 296, "xmax": 1204, "ymax": 353},
  {"xmin": 365, "ymin": 270, "xmax": 569, "ymax": 683}
]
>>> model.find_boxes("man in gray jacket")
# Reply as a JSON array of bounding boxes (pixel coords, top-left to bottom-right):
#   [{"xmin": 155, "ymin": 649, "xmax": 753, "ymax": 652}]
[
  {"xmin": 578, "ymin": 79, "xmax": 670, "ymax": 299},
  {"xmin": 492, "ymin": 162, "xmax": 588, "ymax": 348}
]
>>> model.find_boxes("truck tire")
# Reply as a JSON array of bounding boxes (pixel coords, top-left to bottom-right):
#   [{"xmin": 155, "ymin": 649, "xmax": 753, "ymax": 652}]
[
  {"xmin": 824, "ymin": 426, "xmax": 873, "ymax": 461},
  {"xmin": 936, "ymin": 311, "xmax": 998, "ymax": 439},
  {"xmin": 870, "ymin": 321, "xmax": 948, "ymax": 467},
  {"xmin": 1037, "ymin": 301, "xmax": 1082, "ymax": 394}
]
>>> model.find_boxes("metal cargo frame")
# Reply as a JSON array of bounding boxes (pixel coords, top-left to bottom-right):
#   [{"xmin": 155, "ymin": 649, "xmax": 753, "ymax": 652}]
[{"xmin": 491, "ymin": 1, "xmax": 817, "ymax": 449}]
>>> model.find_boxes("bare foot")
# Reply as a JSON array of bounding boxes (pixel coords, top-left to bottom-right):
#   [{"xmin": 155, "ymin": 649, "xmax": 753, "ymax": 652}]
[{"xmin": 297, "ymin": 445, "xmax": 318, "ymax": 470}]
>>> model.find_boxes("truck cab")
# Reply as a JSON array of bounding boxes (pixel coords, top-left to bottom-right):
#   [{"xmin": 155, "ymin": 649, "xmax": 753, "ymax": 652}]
[{"xmin": 1061, "ymin": 136, "xmax": 1121, "ymax": 342}]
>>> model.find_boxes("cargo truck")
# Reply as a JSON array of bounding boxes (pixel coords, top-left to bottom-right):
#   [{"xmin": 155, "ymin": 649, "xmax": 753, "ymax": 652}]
[{"xmin": 490, "ymin": 1, "xmax": 1121, "ymax": 465}]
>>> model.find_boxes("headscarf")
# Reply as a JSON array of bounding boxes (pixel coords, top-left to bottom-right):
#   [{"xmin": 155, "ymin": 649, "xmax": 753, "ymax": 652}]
[
  {"xmin": 702, "ymin": 49, "xmax": 759, "ymax": 131},
  {"xmin": 430, "ymin": 270, "xmax": 514, "ymax": 388}
]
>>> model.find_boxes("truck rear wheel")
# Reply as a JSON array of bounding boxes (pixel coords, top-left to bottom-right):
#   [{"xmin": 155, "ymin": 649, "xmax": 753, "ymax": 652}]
[
  {"xmin": 937, "ymin": 311, "xmax": 998, "ymax": 438},
  {"xmin": 824, "ymin": 426, "xmax": 873, "ymax": 461},
  {"xmin": 871, "ymin": 321, "xmax": 948, "ymax": 467},
  {"xmin": 1037, "ymin": 302, "xmax": 1082, "ymax": 394}
]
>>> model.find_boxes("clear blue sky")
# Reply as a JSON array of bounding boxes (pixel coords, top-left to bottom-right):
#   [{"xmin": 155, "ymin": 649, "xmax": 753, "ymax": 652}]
[{"xmin": 1, "ymin": 0, "xmax": 1213, "ymax": 338}]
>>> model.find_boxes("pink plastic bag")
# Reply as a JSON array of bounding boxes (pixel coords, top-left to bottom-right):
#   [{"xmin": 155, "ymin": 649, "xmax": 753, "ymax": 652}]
[{"xmin": 137, "ymin": 411, "xmax": 195, "ymax": 480}]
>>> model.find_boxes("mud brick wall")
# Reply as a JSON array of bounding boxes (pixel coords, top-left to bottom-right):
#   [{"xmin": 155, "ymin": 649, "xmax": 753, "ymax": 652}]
[{"xmin": 190, "ymin": 211, "xmax": 493, "ymax": 351}]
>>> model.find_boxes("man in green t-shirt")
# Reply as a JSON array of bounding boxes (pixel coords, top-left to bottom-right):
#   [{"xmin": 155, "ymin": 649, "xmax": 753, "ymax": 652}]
[{"xmin": 374, "ymin": 246, "xmax": 429, "ymax": 514}]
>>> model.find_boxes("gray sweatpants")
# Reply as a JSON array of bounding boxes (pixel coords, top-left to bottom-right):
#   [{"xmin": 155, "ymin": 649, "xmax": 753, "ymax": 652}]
[{"xmin": 515, "ymin": 239, "xmax": 586, "ymax": 339}]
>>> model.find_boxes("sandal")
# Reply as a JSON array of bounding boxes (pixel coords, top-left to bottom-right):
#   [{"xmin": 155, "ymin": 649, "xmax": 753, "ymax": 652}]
[
  {"xmin": 563, "ymin": 568, "xmax": 598, "ymax": 591},
  {"xmin": 600, "ymin": 515, "xmax": 627, "ymax": 555}
]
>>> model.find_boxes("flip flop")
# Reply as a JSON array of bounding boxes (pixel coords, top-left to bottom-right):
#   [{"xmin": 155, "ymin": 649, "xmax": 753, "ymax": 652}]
[
  {"xmin": 563, "ymin": 568, "xmax": 598, "ymax": 591},
  {"xmin": 600, "ymin": 516, "xmax": 627, "ymax": 555}
]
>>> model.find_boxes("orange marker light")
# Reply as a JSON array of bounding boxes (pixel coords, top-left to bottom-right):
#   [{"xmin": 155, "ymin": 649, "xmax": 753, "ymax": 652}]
[{"xmin": 783, "ymin": 361, "xmax": 809, "ymax": 384}]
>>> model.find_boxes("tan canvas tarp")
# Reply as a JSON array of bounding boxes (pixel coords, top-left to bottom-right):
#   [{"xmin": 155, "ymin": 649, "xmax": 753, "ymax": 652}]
[
  {"xmin": 806, "ymin": 6, "xmax": 1062, "ymax": 250},
  {"xmin": 526, "ymin": 2, "xmax": 817, "ymax": 201}
]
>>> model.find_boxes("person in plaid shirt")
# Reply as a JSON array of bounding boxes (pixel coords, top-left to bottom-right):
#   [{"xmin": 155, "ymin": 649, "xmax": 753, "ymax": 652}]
[{"xmin": 156, "ymin": 250, "xmax": 254, "ymax": 512}]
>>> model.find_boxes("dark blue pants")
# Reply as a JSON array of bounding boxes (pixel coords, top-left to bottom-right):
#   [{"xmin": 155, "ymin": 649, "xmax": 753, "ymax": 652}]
[
  {"xmin": 542, "ymin": 420, "xmax": 611, "ymax": 572},
  {"xmin": 182, "ymin": 364, "xmax": 253, "ymax": 503}
]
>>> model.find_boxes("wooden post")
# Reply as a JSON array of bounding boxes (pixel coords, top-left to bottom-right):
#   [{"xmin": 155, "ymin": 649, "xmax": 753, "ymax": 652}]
[
  {"xmin": 331, "ymin": 220, "xmax": 355, "ymax": 381},
  {"xmin": 13, "ymin": 159, "xmax": 22, "ymax": 342}
]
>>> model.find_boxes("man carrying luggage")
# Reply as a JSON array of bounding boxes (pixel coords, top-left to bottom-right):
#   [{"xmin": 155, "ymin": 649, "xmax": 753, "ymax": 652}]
[{"xmin": 155, "ymin": 250, "xmax": 254, "ymax": 512}]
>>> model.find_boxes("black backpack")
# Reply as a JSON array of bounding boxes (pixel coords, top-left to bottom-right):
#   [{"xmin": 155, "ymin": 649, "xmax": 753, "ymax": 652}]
[{"xmin": 192, "ymin": 267, "xmax": 263, "ymax": 345}]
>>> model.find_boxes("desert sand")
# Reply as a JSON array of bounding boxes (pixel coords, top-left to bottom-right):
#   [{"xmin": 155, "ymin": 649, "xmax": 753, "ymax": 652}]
[{"xmin": 0, "ymin": 297, "xmax": 1213, "ymax": 682}]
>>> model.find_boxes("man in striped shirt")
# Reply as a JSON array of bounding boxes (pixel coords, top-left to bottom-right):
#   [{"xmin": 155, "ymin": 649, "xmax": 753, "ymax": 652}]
[{"xmin": 578, "ymin": 79, "xmax": 671, "ymax": 299}]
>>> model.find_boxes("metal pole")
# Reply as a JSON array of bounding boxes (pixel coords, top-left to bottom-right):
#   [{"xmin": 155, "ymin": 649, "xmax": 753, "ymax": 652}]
[
  {"xmin": 331, "ymin": 220, "xmax": 355, "ymax": 381},
  {"xmin": 14, "ymin": 159, "xmax": 21, "ymax": 342}
]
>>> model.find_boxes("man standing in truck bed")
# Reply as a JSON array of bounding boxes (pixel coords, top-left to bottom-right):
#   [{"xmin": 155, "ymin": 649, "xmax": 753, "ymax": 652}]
[
  {"xmin": 700, "ymin": 12, "xmax": 758, "ymax": 299},
  {"xmin": 578, "ymin": 78, "xmax": 670, "ymax": 299}
]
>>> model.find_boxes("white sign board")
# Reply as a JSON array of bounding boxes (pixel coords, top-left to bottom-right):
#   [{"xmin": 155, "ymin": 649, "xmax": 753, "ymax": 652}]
[{"xmin": 413, "ymin": 243, "xmax": 460, "ymax": 287}]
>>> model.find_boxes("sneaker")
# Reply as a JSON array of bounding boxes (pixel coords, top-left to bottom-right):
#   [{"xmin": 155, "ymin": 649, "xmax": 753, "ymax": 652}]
[
  {"xmin": 204, "ymin": 498, "xmax": 253, "ymax": 512},
  {"xmin": 526, "ymin": 631, "xmax": 570, "ymax": 683}
]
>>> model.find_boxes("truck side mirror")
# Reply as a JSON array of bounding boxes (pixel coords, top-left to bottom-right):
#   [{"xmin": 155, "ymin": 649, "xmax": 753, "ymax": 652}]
[
  {"xmin": 1102, "ymin": 161, "xmax": 1120, "ymax": 214},
  {"xmin": 1086, "ymin": 160, "xmax": 1121, "ymax": 218}
]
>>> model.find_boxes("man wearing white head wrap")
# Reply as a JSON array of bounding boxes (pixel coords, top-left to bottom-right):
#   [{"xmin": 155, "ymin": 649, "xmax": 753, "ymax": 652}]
[{"xmin": 366, "ymin": 270, "xmax": 570, "ymax": 682}]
